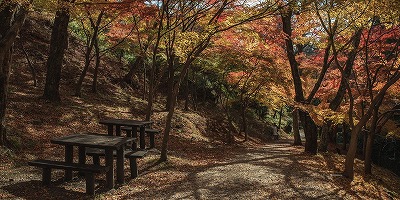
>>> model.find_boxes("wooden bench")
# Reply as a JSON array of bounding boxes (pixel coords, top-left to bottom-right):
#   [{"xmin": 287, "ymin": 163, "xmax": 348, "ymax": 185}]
[
  {"xmin": 28, "ymin": 159, "xmax": 109, "ymax": 195},
  {"xmin": 86, "ymin": 148, "xmax": 147, "ymax": 178},
  {"xmin": 121, "ymin": 127, "xmax": 160, "ymax": 148}
]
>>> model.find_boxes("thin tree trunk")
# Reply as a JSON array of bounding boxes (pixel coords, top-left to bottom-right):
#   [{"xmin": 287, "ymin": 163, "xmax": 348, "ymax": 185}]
[
  {"xmin": 165, "ymin": 55, "xmax": 175, "ymax": 110},
  {"xmin": 123, "ymin": 56, "xmax": 142, "ymax": 84},
  {"xmin": 21, "ymin": 43, "xmax": 37, "ymax": 87},
  {"xmin": 91, "ymin": 37, "xmax": 100, "ymax": 93},
  {"xmin": 342, "ymin": 123, "xmax": 348, "ymax": 151},
  {"xmin": 364, "ymin": 99, "xmax": 381, "ymax": 174},
  {"xmin": 240, "ymin": 100, "xmax": 248, "ymax": 141},
  {"xmin": 160, "ymin": 66, "xmax": 189, "ymax": 161},
  {"xmin": 329, "ymin": 29, "xmax": 362, "ymax": 111},
  {"xmin": 191, "ymin": 71, "xmax": 197, "ymax": 111},
  {"xmin": 278, "ymin": 106, "xmax": 283, "ymax": 129},
  {"xmin": 344, "ymin": 70, "xmax": 400, "ymax": 179},
  {"xmin": 364, "ymin": 130, "xmax": 374, "ymax": 175},
  {"xmin": 145, "ymin": 61, "xmax": 155, "ymax": 121},
  {"xmin": 292, "ymin": 108, "xmax": 302, "ymax": 145},
  {"xmin": 319, "ymin": 122, "xmax": 330, "ymax": 152},
  {"xmin": 0, "ymin": 3, "xmax": 28, "ymax": 145},
  {"xmin": 184, "ymin": 71, "xmax": 189, "ymax": 111},
  {"xmin": 44, "ymin": 6, "xmax": 71, "ymax": 101},
  {"xmin": 75, "ymin": 10, "xmax": 103, "ymax": 97}
]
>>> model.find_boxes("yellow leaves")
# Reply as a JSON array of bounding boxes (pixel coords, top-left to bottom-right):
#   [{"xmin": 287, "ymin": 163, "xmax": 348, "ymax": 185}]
[
  {"xmin": 173, "ymin": 22, "xmax": 220, "ymax": 59},
  {"xmin": 293, "ymin": 102, "xmax": 346, "ymax": 126},
  {"xmin": 174, "ymin": 31, "xmax": 202, "ymax": 58}
]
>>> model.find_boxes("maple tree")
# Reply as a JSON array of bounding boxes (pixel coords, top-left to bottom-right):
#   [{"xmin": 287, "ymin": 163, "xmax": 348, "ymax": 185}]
[{"xmin": 152, "ymin": 0, "xmax": 286, "ymax": 161}]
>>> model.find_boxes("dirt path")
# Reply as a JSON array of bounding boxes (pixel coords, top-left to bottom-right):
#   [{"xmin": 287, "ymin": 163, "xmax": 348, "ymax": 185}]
[{"xmin": 0, "ymin": 139, "xmax": 399, "ymax": 200}]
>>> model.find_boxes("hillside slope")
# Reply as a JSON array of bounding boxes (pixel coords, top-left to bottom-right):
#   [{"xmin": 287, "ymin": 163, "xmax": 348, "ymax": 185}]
[{"xmin": 2, "ymin": 10, "xmax": 247, "ymax": 165}]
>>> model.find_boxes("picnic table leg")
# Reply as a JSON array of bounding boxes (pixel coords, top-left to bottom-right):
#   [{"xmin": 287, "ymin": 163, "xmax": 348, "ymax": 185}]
[
  {"xmin": 131, "ymin": 126, "xmax": 138, "ymax": 138},
  {"xmin": 116, "ymin": 148, "xmax": 124, "ymax": 184},
  {"xmin": 149, "ymin": 132, "xmax": 155, "ymax": 148},
  {"xmin": 105, "ymin": 148, "xmax": 114, "ymax": 189},
  {"xmin": 126, "ymin": 129, "xmax": 132, "ymax": 137},
  {"xmin": 116, "ymin": 125, "xmax": 121, "ymax": 136},
  {"xmin": 107, "ymin": 125, "xmax": 113, "ymax": 136},
  {"xmin": 140, "ymin": 126, "xmax": 145, "ymax": 149},
  {"xmin": 78, "ymin": 146, "xmax": 86, "ymax": 176},
  {"xmin": 65, "ymin": 145, "xmax": 73, "ymax": 181}
]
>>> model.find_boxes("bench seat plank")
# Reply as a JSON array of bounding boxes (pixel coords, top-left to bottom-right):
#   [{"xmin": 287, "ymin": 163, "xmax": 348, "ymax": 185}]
[
  {"xmin": 28, "ymin": 159, "xmax": 109, "ymax": 173},
  {"xmin": 28, "ymin": 159, "xmax": 109, "ymax": 195}
]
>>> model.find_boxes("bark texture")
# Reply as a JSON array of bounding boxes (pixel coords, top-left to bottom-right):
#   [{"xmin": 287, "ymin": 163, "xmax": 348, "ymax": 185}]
[
  {"xmin": 43, "ymin": 7, "xmax": 70, "ymax": 101},
  {"xmin": 0, "ymin": 3, "xmax": 28, "ymax": 145}
]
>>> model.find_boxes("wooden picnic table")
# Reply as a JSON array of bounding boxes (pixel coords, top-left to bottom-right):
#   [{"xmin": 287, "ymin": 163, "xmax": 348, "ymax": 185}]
[
  {"xmin": 99, "ymin": 118, "xmax": 153, "ymax": 149},
  {"xmin": 51, "ymin": 133, "xmax": 135, "ymax": 189}
]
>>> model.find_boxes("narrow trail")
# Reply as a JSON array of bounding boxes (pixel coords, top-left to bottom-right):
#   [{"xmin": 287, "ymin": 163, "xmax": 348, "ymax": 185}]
[{"xmin": 128, "ymin": 140, "xmax": 349, "ymax": 200}]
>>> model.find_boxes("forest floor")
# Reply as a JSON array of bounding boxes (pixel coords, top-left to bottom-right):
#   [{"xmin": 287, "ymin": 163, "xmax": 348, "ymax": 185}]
[
  {"xmin": 0, "ymin": 136, "xmax": 400, "ymax": 200},
  {"xmin": 0, "ymin": 11, "xmax": 399, "ymax": 200}
]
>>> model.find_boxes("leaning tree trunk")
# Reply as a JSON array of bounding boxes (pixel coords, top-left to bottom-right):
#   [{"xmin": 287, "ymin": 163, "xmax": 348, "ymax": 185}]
[
  {"xmin": 344, "ymin": 70, "xmax": 400, "ymax": 179},
  {"xmin": 160, "ymin": 65, "xmax": 190, "ymax": 161},
  {"xmin": 43, "ymin": 3, "xmax": 71, "ymax": 101},
  {"xmin": 0, "ymin": 3, "xmax": 28, "ymax": 145},
  {"xmin": 364, "ymin": 98, "xmax": 382, "ymax": 174}
]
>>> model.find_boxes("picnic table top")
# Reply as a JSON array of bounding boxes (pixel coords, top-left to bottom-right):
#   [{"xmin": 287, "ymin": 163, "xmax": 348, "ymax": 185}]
[
  {"xmin": 51, "ymin": 133, "xmax": 135, "ymax": 149},
  {"xmin": 99, "ymin": 118, "xmax": 153, "ymax": 126}
]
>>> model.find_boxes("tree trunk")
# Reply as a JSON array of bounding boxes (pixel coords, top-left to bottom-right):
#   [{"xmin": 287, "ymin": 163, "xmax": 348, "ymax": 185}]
[
  {"xmin": 160, "ymin": 65, "xmax": 190, "ymax": 161},
  {"xmin": 123, "ymin": 56, "xmax": 143, "ymax": 84},
  {"xmin": 342, "ymin": 123, "xmax": 348, "ymax": 151},
  {"xmin": 145, "ymin": 60, "xmax": 156, "ymax": 121},
  {"xmin": 165, "ymin": 55, "xmax": 175, "ymax": 110},
  {"xmin": 281, "ymin": 12, "xmax": 304, "ymax": 102},
  {"xmin": 329, "ymin": 29, "xmax": 362, "ymax": 111},
  {"xmin": 343, "ymin": 71, "xmax": 400, "ymax": 179},
  {"xmin": 278, "ymin": 106, "xmax": 283, "ymax": 129},
  {"xmin": 282, "ymin": 11, "xmax": 318, "ymax": 154},
  {"xmin": 75, "ymin": 10, "xmax": 103, "ymax": 97},
  {"xmin": 43, "ymin": 8, "xmax": 70, "ymax": 101},
  {"xmin": 75, "ymin": 45, "xmax": 92, "ymax": 97},
  {"xmin": 21, "ymin": 43, "xmax": 37, "ymax": 87},
  {"xmin": 319, "ymin": 123, "xmax": 330, "ymax": 152},
  {"xmin": 302, "ymin": 112, "xmax": 318, "ymax": 154},
  {"xmin": 91, "ymin": 37, "xmax": 100, "ymax": 93},
  {"xmin": 191, "ymin": 71, "xmax": 197, "ymax": 111},
  {"xmin": 292, "ymin": 109, "xmax": 302, "ymax": 145},
  {"xmin": 0, "ymin": 3, "xmax": 28, "ymax": 145},
  {"xmin": 364, "ymin": 99, "xmax": 381, "ymax": 174},
  {"xmin": 241, "ymin": 102, "xmax": 248, "ymax": 141},
  {"xmin": 364, "ymin": 129, "xmax": 374, "ymax": 174},
  {"xmin": 184, "ymin": 71, "xmax": 189, "ymax": 111}
]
